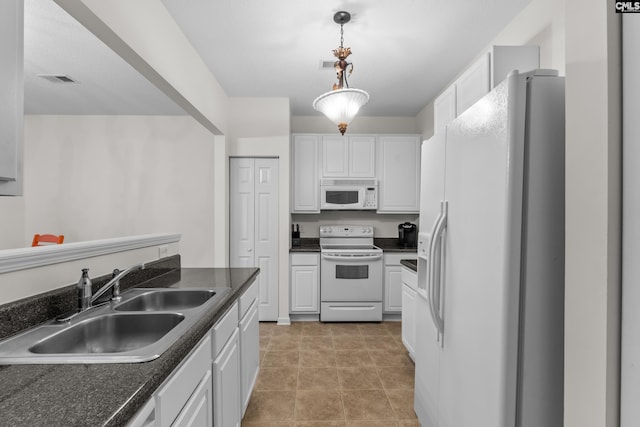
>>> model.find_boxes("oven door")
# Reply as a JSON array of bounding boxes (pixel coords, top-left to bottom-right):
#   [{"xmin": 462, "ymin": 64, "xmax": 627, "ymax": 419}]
[{"xmin": 320, "ymin": 252, "xmax": 383, "ymax": 301}]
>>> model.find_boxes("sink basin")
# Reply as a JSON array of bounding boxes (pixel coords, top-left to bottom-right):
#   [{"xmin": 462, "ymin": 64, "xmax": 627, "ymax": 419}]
[
  {"xmin": 29, "ymin": 313, "xmax": 184, "ymax": 354},
  {"xmin": 114, "ymin": 289, "xmax": 217, "ymax": 312},
  {"xmin": 0, "ymin": 287, "xmax": 231, "ymax": 364}
]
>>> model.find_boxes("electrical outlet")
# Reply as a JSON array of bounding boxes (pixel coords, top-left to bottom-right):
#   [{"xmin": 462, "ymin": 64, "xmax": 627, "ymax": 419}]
[{"xmin": 158, "ymin": 245, "xmax": 168, "ymax": 259}]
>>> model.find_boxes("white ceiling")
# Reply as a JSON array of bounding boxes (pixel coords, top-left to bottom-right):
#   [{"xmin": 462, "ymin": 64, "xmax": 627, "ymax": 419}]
[{"xmin": 24, "ymin": 0, "xmax": 532, "ymax": 117}]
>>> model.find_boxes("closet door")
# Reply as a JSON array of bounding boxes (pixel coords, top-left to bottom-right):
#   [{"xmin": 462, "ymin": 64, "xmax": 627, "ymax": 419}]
[
  {"xmin": 230, "ymin": 158, "xmax": 255, "ymax": 268},
  {"xmin": 230, "ymin": 158, "xmax": 279, "ymax": 321},
  {"xmin": 253, "ymin": 158, "xmax": 279, "ymax": 321}
]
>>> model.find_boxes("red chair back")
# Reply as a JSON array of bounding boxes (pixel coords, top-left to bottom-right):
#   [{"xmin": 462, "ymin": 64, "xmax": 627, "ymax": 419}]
[{"xmin": 32, "ymin": 234, "xmax": 65, "ymax": 247}]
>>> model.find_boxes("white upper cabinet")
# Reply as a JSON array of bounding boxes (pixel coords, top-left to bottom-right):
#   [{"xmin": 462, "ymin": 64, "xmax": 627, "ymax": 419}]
[
  {"xmin": 321, "ymin": 135, "xmax": 376, "ymax": 178},
  {"xmin": 490, "ymin": 45, "xmax": 540, "ymax": 87},
  {"xmin": 321, "ymin": 135, "xmax": 349, "ymax": 177},
  {"xmin": 456, "ymin": 52, "xmax": 491, "ymax": 116},
  {"xmin": 0, "ymin": 0, "xmax": 23, "ymax": 195},
  {"xmin": 348, "ymin": 136, "xmax": 376, "ymax": 177},
  {"xmin": 291, "ymin": 135, "xmax": 320, "ymax": 213},
  {"xmin": 377, "ymin": 135, "xmax": 421, "ymax": 213},
  {"xmin": 434, "ymin": 85, "xmax": 457, "ymax": 134},
  {"xmin": 435, "ymin": 45, "xmax": 539, "ymax": 131}
]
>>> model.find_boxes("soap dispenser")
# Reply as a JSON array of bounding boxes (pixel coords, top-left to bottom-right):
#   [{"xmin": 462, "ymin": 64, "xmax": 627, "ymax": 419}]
[{"xmin": 77, "ymin": 268, "xmax": 92, "ymax": 311}]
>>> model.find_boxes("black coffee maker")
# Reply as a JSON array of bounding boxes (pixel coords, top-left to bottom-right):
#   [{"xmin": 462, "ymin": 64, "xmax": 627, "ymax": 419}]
[{"xmin": 398, "ymin": 222, "xmax": 417, "ymax": 248}]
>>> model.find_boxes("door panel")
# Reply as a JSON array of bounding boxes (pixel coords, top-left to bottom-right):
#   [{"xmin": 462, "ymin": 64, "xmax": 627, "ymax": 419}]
[
  {"xmin": 254, "ymin": 159, "xmax": 279, "ymax": 320},
  {"xmin": 230, "ymin": 159, "xmax": 254, "ymax": 268},
  {"xmin": 438, "ymin": 78, "xmax": 523, "ymax": 427},
  {"xmin": 230, "ymin": 158, "xmax": 279, "ymax": 321}
]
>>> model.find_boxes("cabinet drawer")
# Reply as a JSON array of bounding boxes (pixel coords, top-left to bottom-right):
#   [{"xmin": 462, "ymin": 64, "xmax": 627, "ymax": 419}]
[
  {"xmin": 402, "ymin": 267, "xmax": 417, "ymax": 291},
  {"xmin": 291, "ymin": 253, "xmax": 319, "ymax": 266},
  {"xmin": 212, "ymin": 302, "xmax": 239, "ymax": 356},
  {"xmin": 156, "ymin": 333, "xmax": 212, "ymax": 426},
  {"xmin": 384, "ymin": 253, "xmax": 416, "ymax": 266},
  {"xmin": 238, "ymin": 280, "xmax": 259, "ymax": 320}
]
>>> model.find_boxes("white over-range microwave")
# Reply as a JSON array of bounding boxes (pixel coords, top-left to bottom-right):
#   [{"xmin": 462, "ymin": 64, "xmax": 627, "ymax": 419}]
[{"xmin": 320, "ymin": 179, "xmax": 378, "ymax": 210}]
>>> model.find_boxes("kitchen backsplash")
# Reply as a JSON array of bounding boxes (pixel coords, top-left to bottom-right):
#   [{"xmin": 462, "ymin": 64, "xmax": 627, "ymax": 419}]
[{"xmin": 291, "ymin": 212, "xmax": 419, "ymax": 238}]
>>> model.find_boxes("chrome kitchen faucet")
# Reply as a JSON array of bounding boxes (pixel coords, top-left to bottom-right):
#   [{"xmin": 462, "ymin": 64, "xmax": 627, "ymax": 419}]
[{"xmin": 58, "ymin": 263, "xmax": 145, "ymax": 322}]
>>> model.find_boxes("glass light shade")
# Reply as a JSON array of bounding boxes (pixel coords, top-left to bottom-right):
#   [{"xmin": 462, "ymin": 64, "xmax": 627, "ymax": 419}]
[{"xmin": 312, "ymin": 88, "xmax": 370, "ymax": 134}]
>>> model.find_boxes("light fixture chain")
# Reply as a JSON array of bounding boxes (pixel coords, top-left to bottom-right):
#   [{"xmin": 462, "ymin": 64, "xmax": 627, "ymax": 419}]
[{"xmin": 340, "ymin": 23, "xmax": 344, "ymax": 48}]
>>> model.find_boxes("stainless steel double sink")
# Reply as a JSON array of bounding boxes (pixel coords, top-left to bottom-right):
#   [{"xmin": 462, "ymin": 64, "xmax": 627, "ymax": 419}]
[{"xmin": 0, "ymin": 287, "xmax": 231, "ymax": 364}]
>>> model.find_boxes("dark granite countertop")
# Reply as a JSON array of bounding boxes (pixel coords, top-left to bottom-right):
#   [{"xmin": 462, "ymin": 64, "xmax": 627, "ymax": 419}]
[
  {"xmin": 401, "ymin": 259, "xmax": 418, "ymax": 272},
  {"xmin": 289, "ymin": 237, "xmax": 418, "ymax": 253},
  {"xmin": 374, "ymin": 238, "xmax": 418, "ymax": 253},
  {"xmin": 0, "ymin": 267, "xmax": 259, "ymax": 427},
  {"xmin": 289, "ymin": 237, "xmax": 320, "ymax": 252}
]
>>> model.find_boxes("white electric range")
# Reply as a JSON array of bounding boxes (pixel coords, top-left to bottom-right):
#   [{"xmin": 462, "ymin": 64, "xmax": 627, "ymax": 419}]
[{"xmin": 319, "ymin": 225, "xmax": 383, "ymax": 322}]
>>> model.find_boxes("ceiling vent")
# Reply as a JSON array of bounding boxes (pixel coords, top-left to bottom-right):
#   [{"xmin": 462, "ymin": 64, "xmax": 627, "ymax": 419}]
[
  {"xmin": 37, "ymin": 74, "xmax": 78, "ymax": 83},
  {"xmin": 320, "ymin": 60, "xmax": 335, "ymax": 69}
]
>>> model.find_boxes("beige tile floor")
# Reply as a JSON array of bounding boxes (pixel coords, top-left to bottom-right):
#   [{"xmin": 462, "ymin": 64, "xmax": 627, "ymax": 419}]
[{"xmin": 242, "ymin": 321, "xmax": 419, "ymax": 427}]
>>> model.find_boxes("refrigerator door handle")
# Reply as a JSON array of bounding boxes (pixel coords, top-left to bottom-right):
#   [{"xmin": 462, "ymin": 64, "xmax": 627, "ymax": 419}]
[
  {"xmin": 427, "ymin": 202, "xmax": 446, "ymax": 336},
  {"xmin": 429, "ymin": 201, "xmax": 447, "ymax": 343},
  {"xmin": 432, "ymin": 201, "xmax": 448, "ymax": 345}
]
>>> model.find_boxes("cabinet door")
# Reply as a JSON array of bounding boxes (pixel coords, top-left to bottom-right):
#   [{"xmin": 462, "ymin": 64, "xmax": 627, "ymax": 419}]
[
  {"xmin": 321, "ymin": 136, "xmax": 349, "ymax": 177},
  {"xmin": 157, "ymin": 334, "xmax": 212, "ymax": 427},
  {"xmin": 349, "ymin": 136, "xmax": 376, "ymax": 177},
  {"xmin": 384, "ymin": 265, "xmax": 403, "ymax": 313},
  {"xmin": 434, "ymin": 85, "xmax": 457, "ymax": 132},
  {"xmin": 491, "ymin": 45, "xmax": 539, "ymax": 88},
  {"xmin": 290, "ymin": 265, "xmax": 319, "ymax": 313},
  {"xmin": 240, "ymin": 301, "xmax": 260, "ymax": 416},
  {"xmin": 173, "ymin": 371, "xmax": 213, "ymax": 427},
  {"xmin": 401, "ymin": 283, "xmax": 417, "ymax": 358},
  {"xmin": 213, "ymin": 328, "xmax": 241, "ymax": 427},
  {"xmin": 377, "ymin": 136, "xmax": 421, "ymax": 213},
  {"xmin": 456, "ymin": 52, "xmax": 490, "ymax": 116},
  {"xmin": 292, "ymin": 135, "xmax": 320, "ymax": 212},
  {"xmin": 126, "ymin": 398, "xmax": 156, "ymax": 427}
]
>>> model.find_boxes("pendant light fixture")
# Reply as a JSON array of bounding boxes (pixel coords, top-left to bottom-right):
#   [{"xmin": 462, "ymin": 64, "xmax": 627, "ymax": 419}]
[{"xmin": 312, "ymin": 11, "xmax": 370, "ymax": 135}]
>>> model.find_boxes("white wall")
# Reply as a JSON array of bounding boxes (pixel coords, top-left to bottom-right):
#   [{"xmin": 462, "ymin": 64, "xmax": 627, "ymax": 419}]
[
  {"xmin": 564, "ymin": 1, "xmax": 621, "ymax": 426},
  {"xmin": 291, "ymin": 116, "xmax": 418, "ymax": 135},
  {"xmin": 227, "ymin": 97, "xmax": 291, "ymax": 324},
  {"xmin": 0, "ymin": 197, "xmax": 25, "ymax": 249},
  {"xmin": 291, "ymin": 212, "xmax": 419, "ymax": 238},
  {"xmin": 23, "ymin": 115, "xmax": 217, "ymax": 267}
]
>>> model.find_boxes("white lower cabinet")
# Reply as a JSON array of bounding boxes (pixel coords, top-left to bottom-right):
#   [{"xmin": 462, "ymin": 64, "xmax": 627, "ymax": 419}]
[
  {"xmin": 213, "ymin": 328, "xmax": 241, "ymax": 427},
  {"xmin": 239, "ymin": 281, "xmax": 260, "ymax": 416},
  {"xmin": 384, "ymin": 254, "xmax": 416, "ymax": 313},
  {"xmin": 401, "ymin": 266, "xmax": 418, "ymax": 360},
  {"xmin": 127, "ymin": 286, "xmax": 260, "ymax": 427},
  {"xmin": 156, "ymin": 333, "xmax": 213, "ymax": 427},
  {"xmin": 173, "ymin": 371, "xmax": 213, "ymax": 427},
  {"xmin": 290, "ymin": 253, "xmax": 320, "ymax": 313}
]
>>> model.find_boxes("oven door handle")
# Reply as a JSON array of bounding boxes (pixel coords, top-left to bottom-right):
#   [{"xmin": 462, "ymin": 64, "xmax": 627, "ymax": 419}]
[{"xmin": 321, "ymin": 254, "xmax": 383, "ymax": 262}]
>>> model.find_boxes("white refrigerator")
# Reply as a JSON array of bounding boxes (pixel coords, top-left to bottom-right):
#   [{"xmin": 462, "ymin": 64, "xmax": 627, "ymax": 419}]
[{"xmin": 414, "ymin": 70, "xmax": 565, "ymax": 427}]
